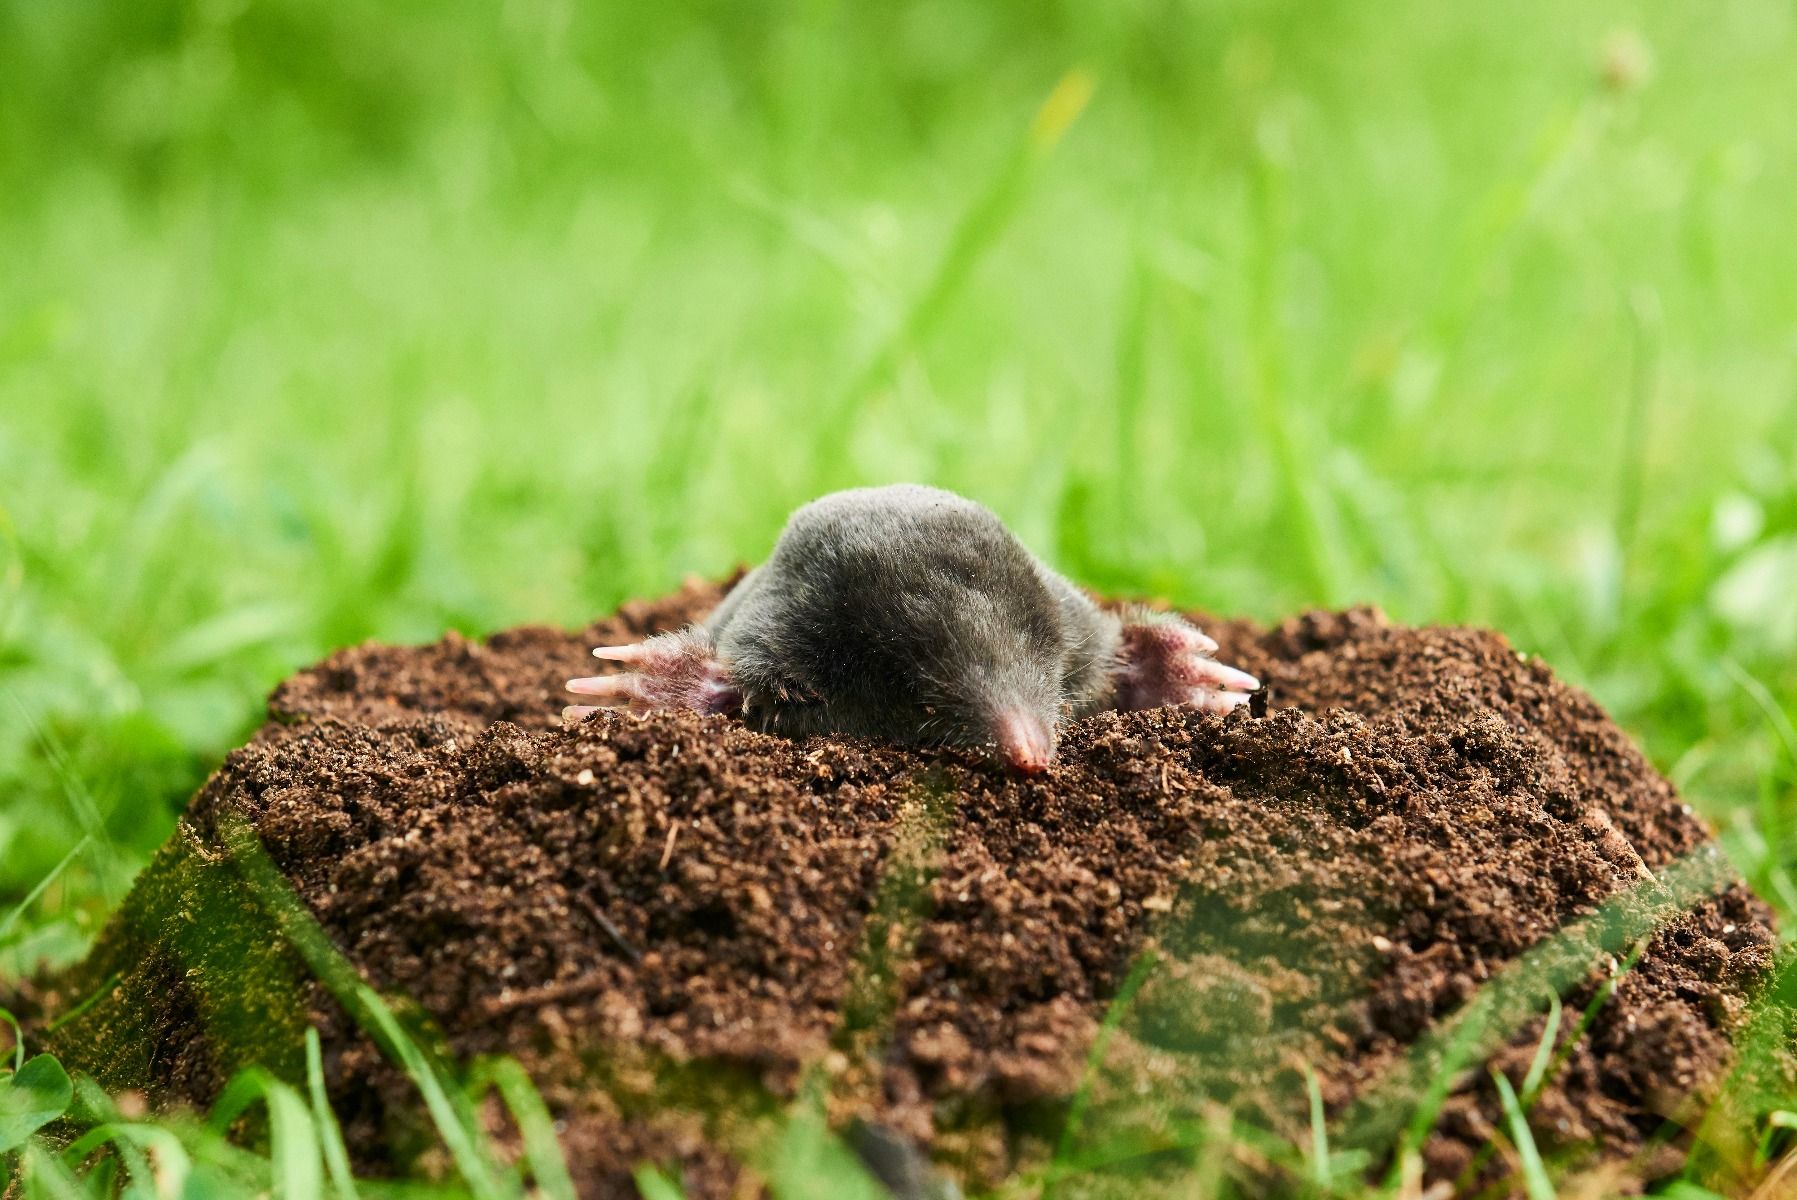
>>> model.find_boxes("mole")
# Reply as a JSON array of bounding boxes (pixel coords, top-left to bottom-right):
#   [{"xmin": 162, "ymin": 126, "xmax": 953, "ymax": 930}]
[{"xmin": 565, "ymin": 484, "xmax": 1259, "ymax": 771}]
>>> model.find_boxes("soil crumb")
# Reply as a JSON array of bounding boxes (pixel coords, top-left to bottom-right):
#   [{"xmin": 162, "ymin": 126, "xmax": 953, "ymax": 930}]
[{"xmin": 36, "ymin": 579, "xmax": 1789, "ymax": 1197}]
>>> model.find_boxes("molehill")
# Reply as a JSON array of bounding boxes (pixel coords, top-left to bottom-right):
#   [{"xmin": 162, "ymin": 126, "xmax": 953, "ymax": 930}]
[{"xmin": 31, "ymin": 578, "xmax": 1792, "ymax": 1196}]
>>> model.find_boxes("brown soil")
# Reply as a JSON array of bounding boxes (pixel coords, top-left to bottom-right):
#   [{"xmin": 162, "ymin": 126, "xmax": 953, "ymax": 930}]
[{"xmin": 35, "ymin": 579, "xmax": 1791, "ymax": 1197}]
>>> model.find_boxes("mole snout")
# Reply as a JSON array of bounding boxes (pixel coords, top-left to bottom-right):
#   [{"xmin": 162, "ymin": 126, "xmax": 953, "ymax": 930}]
[
  {"xmin": 566, "ymin": 485, "xmax": 1260, "ymax": 767},
  {"xmin": 992, "ymin": 709, "xmax": 1054, "ymax": 774}
]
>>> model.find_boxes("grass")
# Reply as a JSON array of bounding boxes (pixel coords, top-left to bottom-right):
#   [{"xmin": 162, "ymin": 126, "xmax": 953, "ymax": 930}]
[{"xmin": 1, "ymin": 0, "xmax": 1796, "ymax": 1194}]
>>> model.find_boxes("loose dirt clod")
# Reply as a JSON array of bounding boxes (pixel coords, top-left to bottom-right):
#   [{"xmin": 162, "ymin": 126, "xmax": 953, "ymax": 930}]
[{"xmin": 34, "ymin": 580, "xmax": 1790, "ymax": 1197}]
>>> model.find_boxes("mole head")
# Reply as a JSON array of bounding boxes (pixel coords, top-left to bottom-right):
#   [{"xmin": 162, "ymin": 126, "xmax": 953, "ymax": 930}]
[
  {"xmin": 870, "ymin": 558, "xmax": 1068, "ymax": 774},
  {"xmin": 730, "ymin": 484, "xmax": 1074, "ymax": 772}
]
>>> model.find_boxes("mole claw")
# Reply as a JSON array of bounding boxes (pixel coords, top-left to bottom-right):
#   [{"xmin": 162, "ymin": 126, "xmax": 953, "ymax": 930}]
[
  {"xmin": 1203, "ymin": 663, "xmax": 1261, "ymax": 693},
  {"xmin": 571, "ymin": 628, "xmax": 743, "ymax": 717},
  {"xmin": 567, "ymin": 674, "xmax": 642, "ymax": 700},
  {"xmin": 1114, "ymin": 615, "xmax": 1258, "ymax": 715},
  {"xmin": 1191, "ymin": 689, "xmax": 1252, "ymax": 715}
]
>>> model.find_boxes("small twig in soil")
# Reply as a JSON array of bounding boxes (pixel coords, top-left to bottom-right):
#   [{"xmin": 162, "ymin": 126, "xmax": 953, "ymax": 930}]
[
  {"xmin": 659, "ymin": 821, "xmax": 681, "ymax": 870},
  {"xmin": 575, "ymin": 891, "xmax": 642, "ymax": 964},
  {"xmin": 478, "ymin": 973, "xmax": 610, "ymax": 1018}
]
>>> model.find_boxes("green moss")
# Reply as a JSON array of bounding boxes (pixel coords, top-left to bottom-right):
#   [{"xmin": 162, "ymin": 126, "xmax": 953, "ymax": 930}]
[{"xmin": 46, "ymin": 827, "xmax": 313, "ymax": 1099}]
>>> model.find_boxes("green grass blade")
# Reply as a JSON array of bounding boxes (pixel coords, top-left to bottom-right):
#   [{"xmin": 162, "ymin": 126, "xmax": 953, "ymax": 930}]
[
  {"xmin": 208, "ymin": 1066, "xmax": 325, "ymax": 1200},
  {"xmin": 1491, "ymin": 1070, "xmax": 1553, "ymax": 1200},
  {"xmin": 20, "ymin": 1142, "xmax": 89, "ymax": 1200},
  {"xmin": 68, "ymin": 1070, "xmax": 119, "ymax": 1125},
  {"xmin": 44, "ymin": 973, "xmax": 120, "ymax": 1036},
  {"xmin": 307, "ymin": 1029, "xmax": 362, "ymax": 1200},
  {"xmin": 819, "ymin": 67, "xmax": 1095, "ymax": 459},
  {"xmin": 64, "ymin": 1124, "xmax": 193, "ymax": 1200},
  {"xmin": 1612, "ymin": 286, "xmax": 1661, "ymax": 577},
  {"xmin": 762, "ymin": 1094, "xmax": 887, "ymax": 1200},
  {"xmin": 632, "ymin": 1165, "xmax": 688, "ymax": 1200},
  {"xmin": 1656, "ymin": 1184, "xmax": 1731, "ymax": 1200},
  {"xmin": 1046, "ymin": 948, "xmax": 1158, "ymax": 1192},
  {"xmin": 355, "ymin": 987, "xmax": 512, "ymax": 1200},
  {"xmin": 1386, "ymin": 1006, "xmax": 1484, "ymax": 1181},
  {"xmin": 218, "ymin": 811, "xmax": 514, "ymax": 1199},
  {"xmin": 1305, "ymin": 1063, "xmax": 1330, "ymax": 1192},
  {"xmin": 1351, "ymin": 845, "xmax": 1733, "ymax": 1162},
  {"xmin": 1724, "ymin": 658, "xmax": 1797, "ymax": 772},
  {"xmin": 0, "ymin": 835, "xmax": 90, "ymax": 948},
  {"xmin": 0, "ymin": 1004, "xmax": 25, "ymax": 1074},
  {"xmin": 1519, "ymin": 991, "xmax": 1563, "ymax": 1100},
  {"xmin": 469, "ymin": 1058, "xmax": 577, "ymax": 1200},
  {"xmin": 4, "ymin": 692, "xmax": 121, "ymax": 900}
]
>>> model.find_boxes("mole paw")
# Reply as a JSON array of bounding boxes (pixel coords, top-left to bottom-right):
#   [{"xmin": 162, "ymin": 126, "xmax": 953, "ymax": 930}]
[
  {"xmin": 1113, "ymin": 614, "xmax": 1259, "ymax": 715},
  {"xmin": 566, "ymin": 628, "xmax": 742, "ymax": 718}
]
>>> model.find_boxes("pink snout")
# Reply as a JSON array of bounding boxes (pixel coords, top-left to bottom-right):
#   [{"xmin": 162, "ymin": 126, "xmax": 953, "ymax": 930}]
[{"xmin": 994, "ymin": 710, "xmax": 1055, "ymax": 774}]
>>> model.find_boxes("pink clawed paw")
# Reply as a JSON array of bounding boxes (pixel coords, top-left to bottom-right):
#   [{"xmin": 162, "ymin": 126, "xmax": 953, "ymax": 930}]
[
  {"xmin": 1113, "ymin": 617, "xmax": 1260, "ymax": 716},
  {"xmin": 564, "ymin": 629, "xmax": 742, "ymax": 721}
]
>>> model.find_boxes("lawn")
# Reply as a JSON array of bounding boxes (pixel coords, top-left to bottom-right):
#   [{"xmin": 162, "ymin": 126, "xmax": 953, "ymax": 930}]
[{"xmin": 1, "ymin": 0, "xmax": 1795, "ymax": 1193}]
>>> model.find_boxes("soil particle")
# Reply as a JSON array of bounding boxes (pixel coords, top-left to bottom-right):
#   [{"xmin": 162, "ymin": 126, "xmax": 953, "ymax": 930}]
[{"xmin": 38, "ymin": 580, "xmax": 1786, "ymax": 1197}]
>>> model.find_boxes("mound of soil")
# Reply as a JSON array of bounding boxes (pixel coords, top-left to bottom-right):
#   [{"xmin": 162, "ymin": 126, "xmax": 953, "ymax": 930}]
[{"xmin": 34, "ymin": 579, "xmax": 1790, "ymax": 1197}]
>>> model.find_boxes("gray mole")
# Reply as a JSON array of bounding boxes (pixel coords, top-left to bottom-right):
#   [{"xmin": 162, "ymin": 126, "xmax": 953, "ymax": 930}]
[{"xmin": 567, "ymin": 485, "xmax": 1258, "ymax": 771}]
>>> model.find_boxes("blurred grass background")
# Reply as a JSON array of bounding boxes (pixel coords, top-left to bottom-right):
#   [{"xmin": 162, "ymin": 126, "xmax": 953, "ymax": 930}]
[{"xmin": 0, "ymin": 0, "xmax": 1794, "ymax": 976}]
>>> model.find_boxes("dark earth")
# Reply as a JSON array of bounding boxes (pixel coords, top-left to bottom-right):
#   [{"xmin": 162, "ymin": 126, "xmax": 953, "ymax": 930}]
[{"xmin": 29, "ymin": 578, "xmax": 1796, "ymax": 1197}]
